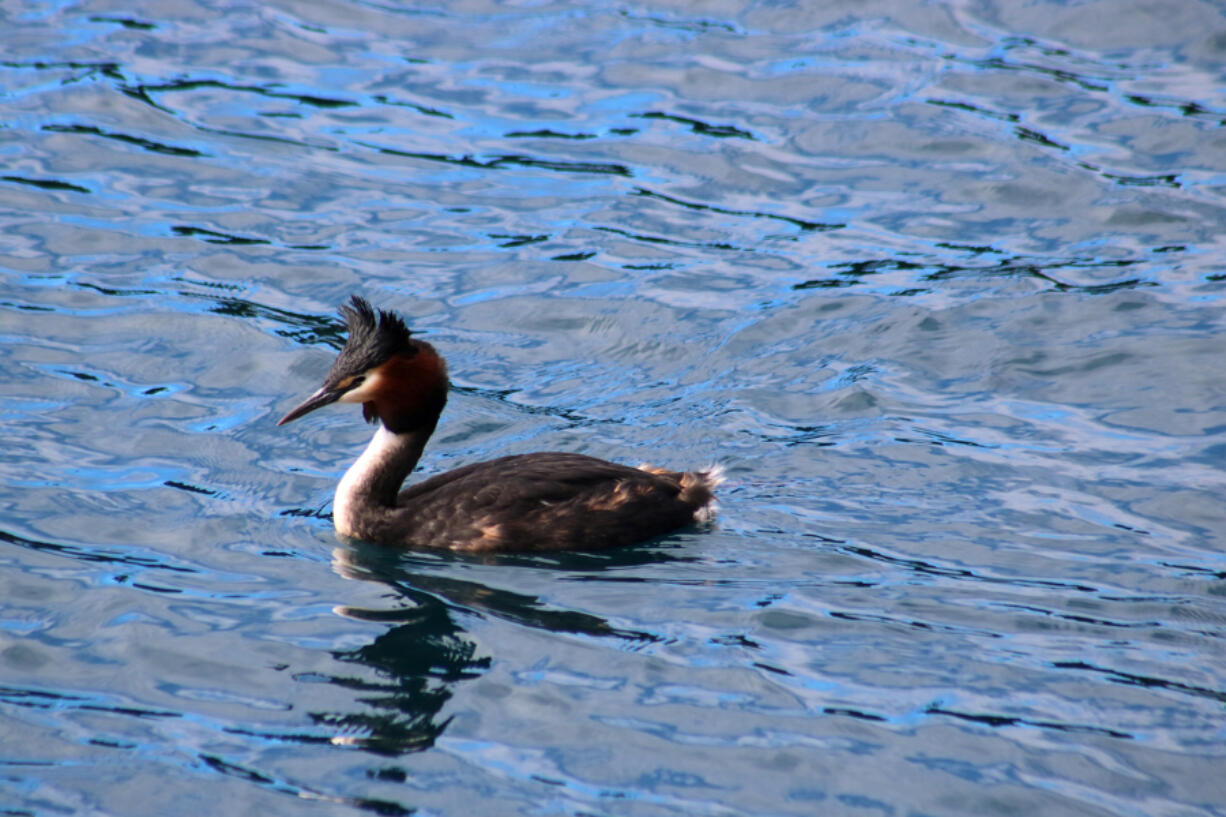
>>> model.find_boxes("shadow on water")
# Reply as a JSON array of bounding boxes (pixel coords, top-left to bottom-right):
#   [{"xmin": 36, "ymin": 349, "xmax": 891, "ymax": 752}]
[{"xmin": 306, "ymin": 540, "xmax": 679, "ymax": 756}]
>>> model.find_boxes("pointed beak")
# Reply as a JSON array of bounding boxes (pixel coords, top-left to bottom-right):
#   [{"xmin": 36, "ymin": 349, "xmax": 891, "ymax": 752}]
[{"xmin": 277, "ymin": 386, "xmax": 344, "ymax": 426}]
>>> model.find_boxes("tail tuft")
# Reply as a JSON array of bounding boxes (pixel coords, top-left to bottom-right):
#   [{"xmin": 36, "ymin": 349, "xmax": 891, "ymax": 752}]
[{"xmin": 680, "ymin": 464, "xmax": 724, "ymax": 523}]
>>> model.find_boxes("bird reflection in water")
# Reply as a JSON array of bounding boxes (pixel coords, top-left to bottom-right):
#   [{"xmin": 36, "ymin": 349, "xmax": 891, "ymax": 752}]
[{"xmin": 311, "ymin": 541, "xmax": 671, "ymax": 754}]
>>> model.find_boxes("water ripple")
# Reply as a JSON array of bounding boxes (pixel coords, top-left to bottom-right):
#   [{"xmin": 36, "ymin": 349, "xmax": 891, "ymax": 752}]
[{"xmin": 3, "ymin": 2, "xmax": 1225, "ymax": 816}]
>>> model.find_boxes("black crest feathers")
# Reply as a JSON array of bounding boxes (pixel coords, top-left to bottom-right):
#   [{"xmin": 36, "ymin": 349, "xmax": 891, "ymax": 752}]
[{"xmin": 330, "ymin": 296, "xmax": 415, "ymax": 380}]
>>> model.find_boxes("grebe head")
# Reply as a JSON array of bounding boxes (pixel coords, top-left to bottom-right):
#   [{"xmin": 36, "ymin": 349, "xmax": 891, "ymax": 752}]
[{"xmin": 277, "ymin": 296, "xmax": 448, "ymax": 434}]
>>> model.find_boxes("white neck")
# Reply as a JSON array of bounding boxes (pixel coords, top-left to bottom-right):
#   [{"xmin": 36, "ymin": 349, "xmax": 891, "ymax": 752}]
[{"xmin": 333, "ymin": 424, "xmax": 429, "ymax": 539}]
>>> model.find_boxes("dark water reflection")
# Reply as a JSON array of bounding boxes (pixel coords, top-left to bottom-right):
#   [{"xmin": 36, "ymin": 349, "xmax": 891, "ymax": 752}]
[
  {"xmin": 313, "ymin": 550, "xmax": 491, "ymax": 757},
  {"xmin": 311, "ymin": 542, "xmax": 687, "ymax": 756},
  {"xmin": 4, "ymin": 1, "xmax": 1226, "ymax": 815}
]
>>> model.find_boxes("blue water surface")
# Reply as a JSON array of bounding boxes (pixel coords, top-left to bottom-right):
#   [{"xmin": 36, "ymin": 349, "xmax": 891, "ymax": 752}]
[{"xmin": 2, "ymin": 1, "xmax": 1225, "ymax": 815}]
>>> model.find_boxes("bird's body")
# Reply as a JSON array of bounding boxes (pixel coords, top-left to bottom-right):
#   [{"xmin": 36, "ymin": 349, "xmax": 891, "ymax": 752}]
[{"xmin": 279, "ymin": 297, "xmax": 720, "ymax": 552}]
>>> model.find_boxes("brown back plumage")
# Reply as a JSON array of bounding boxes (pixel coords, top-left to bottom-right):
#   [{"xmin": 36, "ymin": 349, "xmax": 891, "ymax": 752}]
[{"xmin": 348, "ymin": 452, "xmax": 722, "ymax": 552}]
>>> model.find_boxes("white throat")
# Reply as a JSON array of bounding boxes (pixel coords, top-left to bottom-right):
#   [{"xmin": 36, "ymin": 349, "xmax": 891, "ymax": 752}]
[{"xmin": 332, "ymin": 424, "xmax": 427, "ymax": 538}]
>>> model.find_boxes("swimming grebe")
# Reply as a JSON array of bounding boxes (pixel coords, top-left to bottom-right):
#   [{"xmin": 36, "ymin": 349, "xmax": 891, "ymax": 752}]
[{"xmin": 278, "ymin": 296, "xmax": 721, "ymax": 552}]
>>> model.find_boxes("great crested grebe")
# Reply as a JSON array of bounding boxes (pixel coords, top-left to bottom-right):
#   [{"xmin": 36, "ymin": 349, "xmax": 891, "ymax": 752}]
[{"xmin": 278, "ymin": 296, "xmax": 721, "ymax": 552}]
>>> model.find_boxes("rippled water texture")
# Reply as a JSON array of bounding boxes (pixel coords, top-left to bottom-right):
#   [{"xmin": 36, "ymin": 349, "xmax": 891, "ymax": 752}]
[{"xmin": 3, "ymin": 1, "xmax": 1225, "ymax": 815}]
